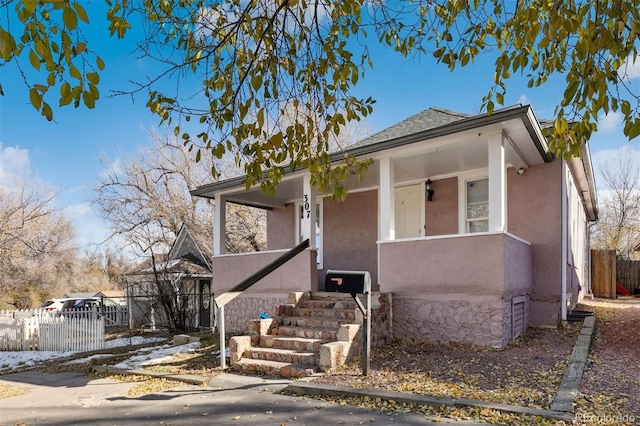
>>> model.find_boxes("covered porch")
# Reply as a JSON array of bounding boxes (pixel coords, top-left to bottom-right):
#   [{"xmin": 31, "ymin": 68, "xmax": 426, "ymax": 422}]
[{"xmin": 191, "ymin": 106, "xmax": 554, "ymax": 344}]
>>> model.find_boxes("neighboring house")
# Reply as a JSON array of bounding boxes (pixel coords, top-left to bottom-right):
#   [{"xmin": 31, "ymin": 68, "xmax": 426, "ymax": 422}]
[
  {"xmin": 191, "ymin": 105, "xmax": 598, "ymax": 348},
  {"xmin": 64, "ymin": 291, "xmax": 126, "ymax": 306},
  {"xmin": 64, "ymin": 292, "xmax": 99, "ymax": 300},
  {"xmin": 122, "ymin": 225, "xmax": 214, "ymax": 331},
  {"xmin": 96, "ymin": 290, "xmax": 126, "ymax": 306}
]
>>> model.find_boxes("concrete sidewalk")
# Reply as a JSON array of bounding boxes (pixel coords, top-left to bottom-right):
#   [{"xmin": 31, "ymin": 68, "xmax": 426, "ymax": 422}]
[{"xmin": 0, "ymin": 371, "xmax": 477, "ymax": 425}]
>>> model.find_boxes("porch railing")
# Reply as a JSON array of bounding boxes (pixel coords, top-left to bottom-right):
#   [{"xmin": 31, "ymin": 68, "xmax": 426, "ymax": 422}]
[{"xmin": 214, "ymin": 239, "xmax": 310, "ymax": 369}]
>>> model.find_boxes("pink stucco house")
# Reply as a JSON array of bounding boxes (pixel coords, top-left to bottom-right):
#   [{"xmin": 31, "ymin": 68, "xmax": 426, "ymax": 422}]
[{"xmin": 191, "ymin": 104, "xmax": 598, "ymax": 348}]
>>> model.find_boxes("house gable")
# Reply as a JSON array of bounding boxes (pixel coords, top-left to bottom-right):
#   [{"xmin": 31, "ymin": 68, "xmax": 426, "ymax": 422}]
[
  {"xmin": 124, "ymin": 224, "xmax": 212, "ymax": 277},
  {"xmin": 168, "ymin": 224, "xmax": 212, "ymax": 270}
]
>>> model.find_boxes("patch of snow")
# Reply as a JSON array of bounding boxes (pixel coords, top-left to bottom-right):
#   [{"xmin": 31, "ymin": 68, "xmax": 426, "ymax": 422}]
[
  {"xmin": 0, "ymin": 336, "xmax": 168, "ymax": 373},
  {"xmin": 113, "ymin": 342, "xmax": 200, "ymax": 370},
  {"xmin": 0, "ymin": 351, "xmax": 75, "ymax": 372},
  {"xmin": 104, "ymin": 336, "xmax": 166, "ymax": 349}
]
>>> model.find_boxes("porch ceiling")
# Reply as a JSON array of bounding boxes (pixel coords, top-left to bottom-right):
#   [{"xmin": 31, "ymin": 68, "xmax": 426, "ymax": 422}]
[{"xmin": 202, "ymin": 138, "xmax": 533, "ymax": 209}]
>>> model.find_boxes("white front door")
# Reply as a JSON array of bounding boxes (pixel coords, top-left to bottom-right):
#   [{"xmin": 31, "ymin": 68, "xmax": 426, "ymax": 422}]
[{"xmin": 394, "ymin": 184, "xmax": 423, "ymax": 239}]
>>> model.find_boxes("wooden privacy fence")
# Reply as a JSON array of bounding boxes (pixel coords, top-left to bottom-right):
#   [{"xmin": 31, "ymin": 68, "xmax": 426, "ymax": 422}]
[
  {"xmin": 591, "ymin": 250, "xmax": 616, "ymax": 298},
  {"xmin": 617, "ymin": 260, "xmax": 640, "ymax": 294},
  {"xmin": 0, "ymin": 310, "xmax": 105, "ymax": 352},
  {"xmin": 591, "ymin": 250, "xmax": 640, "ymax": 297}
]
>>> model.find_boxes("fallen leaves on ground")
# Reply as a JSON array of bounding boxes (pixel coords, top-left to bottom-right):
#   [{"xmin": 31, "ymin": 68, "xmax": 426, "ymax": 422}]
[
  {"xmin": 575, "ymin": 298, "xmax": 640, "ymax": 424},
  {"xmin": 301, "ymin": 298, "xmax": 640, "ymax": 425},
  {"xmin": 12, "ymin": 300, "xmax": 639, "ymax": 425},
  {"xmin": 0, "ymin": 383, "xmax": 29, "ymax": 399},
  {"xmin": 311, "ymin": 323, "xmax": 579, "ymax": 409},
  {"xmin": 105, "ymin": 374, "xmax": 185, "ymax": 397},
  {"xmin": 298, "ymin": 393, "xmax": 559, "ymax": 425},
  {"xmin": 126, "ymin": 377, "xmax": 184, "ymax": 397}
]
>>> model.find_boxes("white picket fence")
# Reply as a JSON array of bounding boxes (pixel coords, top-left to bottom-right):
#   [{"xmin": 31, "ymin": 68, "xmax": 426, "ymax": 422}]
[
  {"xmin": 0, "ymin": 310, "xmax": 105, "ymax": 352},
  {"xmin": 72, "ymin": 305, "xmax": 128, "ymax": 327}
]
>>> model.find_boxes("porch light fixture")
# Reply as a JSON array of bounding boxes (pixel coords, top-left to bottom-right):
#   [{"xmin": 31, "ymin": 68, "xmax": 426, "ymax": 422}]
[{"xmin": 426, "ymin": 179, "xmax": 434, "ymax": 202}]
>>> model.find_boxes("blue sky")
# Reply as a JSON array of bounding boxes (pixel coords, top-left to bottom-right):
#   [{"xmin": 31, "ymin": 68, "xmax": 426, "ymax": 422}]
[{"xmin": 1, "ymin": 6, "xmax": 639, "ymax": 254}]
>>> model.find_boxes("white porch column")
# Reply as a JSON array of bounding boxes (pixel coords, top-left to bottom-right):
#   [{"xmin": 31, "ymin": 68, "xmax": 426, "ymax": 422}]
[
  {"xmin": 488, "ymin": 132, "xmax": 506, "ymax": 232},
  {"xmin": 378, "ymin": 157, "xmax": 395, "ymax": 241},
  {"xmin": 214, "ymin": 194, "xmax": 227, "ymax": 256},
  {"xmin": 301, "ymin": 174, "xmax": 317, "ymax": 249}
]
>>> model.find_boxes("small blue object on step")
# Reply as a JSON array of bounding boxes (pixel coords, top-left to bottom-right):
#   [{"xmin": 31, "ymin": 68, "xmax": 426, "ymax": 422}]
[{"xmin": 259, "ymin": 312, "xmax": 269, "ymax": 319}]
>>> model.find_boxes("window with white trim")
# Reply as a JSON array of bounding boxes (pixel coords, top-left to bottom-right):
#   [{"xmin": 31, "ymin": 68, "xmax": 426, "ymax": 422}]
[
  {"xmin": 296, "ymin": 200, "xmax": 323, "ymax": 268},
  {"xmin": 465, "ymin": 178, "xmax": 489, "ymax": 233}
]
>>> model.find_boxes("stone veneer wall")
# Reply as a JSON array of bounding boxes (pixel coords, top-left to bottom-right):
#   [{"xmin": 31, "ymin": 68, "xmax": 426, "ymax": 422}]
[
  {"xmin": 221, "ymin": 293, "xmax": 289, "ymax": 334},
  {"xmin": 369, "ymin": 292, "xmax": 393, "ymax": 347},
  {"xmin": 392, "ymin": 295, "xmax": 508, "ymax": 348}
]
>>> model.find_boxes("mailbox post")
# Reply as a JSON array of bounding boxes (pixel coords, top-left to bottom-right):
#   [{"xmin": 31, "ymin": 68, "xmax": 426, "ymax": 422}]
[{"xmin": 325, "ymin": 270, "xmax": 371, "ymax": 376}]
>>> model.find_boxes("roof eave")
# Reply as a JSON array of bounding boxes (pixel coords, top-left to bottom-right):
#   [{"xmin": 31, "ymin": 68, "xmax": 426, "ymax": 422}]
[
  {"xmin": 191, "ymin": 105, "xmax": 554, "ymax": 198},
  {"xmin": 190, "ymin": 175, "xmax": 249, "ymax": 199},
  {"xmin": 567, "ymin": 143, "xmax": 599, "ymax": 222},
  {"xmin": 335, "ymin": 104, "xmax": 553, "ymax": 162}
]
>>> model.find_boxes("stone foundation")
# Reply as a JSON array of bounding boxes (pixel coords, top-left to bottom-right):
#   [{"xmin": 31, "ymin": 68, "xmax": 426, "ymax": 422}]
[
  {"xmin": 392, "ymin": 295, "xmax": 510, "ymax": 348},
  {"xmin": 371, "ymin": 292, "xmax": 393, "ymax": 346},
  {"xmin": 225, "ymin": 291, "xmax": 528, "ymax": 350}
]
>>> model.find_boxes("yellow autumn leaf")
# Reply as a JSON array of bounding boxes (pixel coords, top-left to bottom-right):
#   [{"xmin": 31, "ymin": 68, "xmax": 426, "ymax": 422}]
[{"xmin": 62, "ymin": 6, "xmax": 77, "ymax": 31}]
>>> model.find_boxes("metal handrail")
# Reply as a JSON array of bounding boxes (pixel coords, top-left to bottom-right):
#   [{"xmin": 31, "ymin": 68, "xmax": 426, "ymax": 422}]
[{"xmin": 214, "ymin": 238, "xmax": 310, "ymax": 369}]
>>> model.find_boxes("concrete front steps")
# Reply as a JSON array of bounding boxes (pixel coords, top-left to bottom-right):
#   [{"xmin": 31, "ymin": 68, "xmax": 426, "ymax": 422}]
[{"xmin": 230, "ymin": 292, "xmax": 363, "ymax": 378}]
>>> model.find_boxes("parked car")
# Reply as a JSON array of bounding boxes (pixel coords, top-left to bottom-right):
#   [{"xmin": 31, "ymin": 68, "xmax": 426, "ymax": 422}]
[
  {"xmin": 72, "ymin": 298, "xmax": 117, "ymax": 310},
  {"xmin": 40, "ymin": 298, "xmax": 79, "ymax": 312},
  {"xmin": 70, "ymin": 298, "xmax": 120, "ymax": 319}
]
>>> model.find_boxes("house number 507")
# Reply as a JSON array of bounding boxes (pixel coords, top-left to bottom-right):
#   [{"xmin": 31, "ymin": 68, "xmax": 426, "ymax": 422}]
[{"xmin": 303, "ymin": 194, "xmax": 311, "ymax": 219}]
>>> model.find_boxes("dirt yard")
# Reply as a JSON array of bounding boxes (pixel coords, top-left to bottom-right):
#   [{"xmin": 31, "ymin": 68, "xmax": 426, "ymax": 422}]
[
  {"xmin": 308, "ymin": 297, "xmax": 640, "ymax": 424},
  {"xmin": 576, "ymin": 297, "xmax": 640, "ymax": 422},
  {"xmin": 311, "ymin": 318, "xmax": 580, "ymax": 410}
]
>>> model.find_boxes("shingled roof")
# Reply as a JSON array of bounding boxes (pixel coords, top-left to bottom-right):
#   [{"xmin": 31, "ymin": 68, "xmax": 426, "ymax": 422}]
[
  {"xmin": 127, "ymin": 253, "xmax": 210, "ymax": 276},
  {"xmin": 340, "ymin": 104, "xmax": 555, "ymax": 161},
  {"xmin": 350, "ymin": 107, "xmax": 473, "ymax": 149},
  {"xmin": 124, "ymin": 224, "xmax": 213, "ymax": 276}
]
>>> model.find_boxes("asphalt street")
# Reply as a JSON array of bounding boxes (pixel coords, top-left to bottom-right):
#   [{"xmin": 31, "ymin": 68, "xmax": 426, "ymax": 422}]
[{"xmin": 0, "ymin": 372, "xmax": 481, "ymax": 425}]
